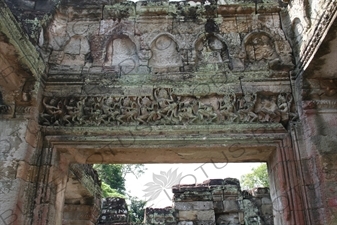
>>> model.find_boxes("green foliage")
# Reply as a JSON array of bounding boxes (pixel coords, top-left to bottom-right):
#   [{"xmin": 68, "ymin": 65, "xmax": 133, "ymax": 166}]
[
  {"xmin": 94, "ymin": 164, "xmax": 147, "ymax": 222},
  {"xmin": 94, "ymin": 164, "xmax": 147, "ymax": 195},
  {"xmin": 101, "ymin": 182, "xmax": 125, "ymax": 198},
  {"xmin": 122, "ymin": 164, "xmax": 146, "ymax": 179},
  {"xmin": 128, "ymin": 196, "xmax": 147, "ymax": 223},
  {"xmin": 240, "ymin": 163, "xmax": 269, "ymax": 189},
  {"xmin": 94, "ymin": 164, "xmax": 126, "ymax": 194}
]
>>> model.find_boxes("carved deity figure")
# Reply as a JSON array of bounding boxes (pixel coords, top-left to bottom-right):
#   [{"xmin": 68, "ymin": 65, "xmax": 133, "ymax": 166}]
[
  {"xmin": 177, "ymin": 97, "xmax": 198, "ymax": 124},
  {"xmin": 99, "ymin": 96, "xmax": 121, "ymax": 124},
  {"xmin": 237, "ymin": 93, "xmax": 258, "ymax": 122},
  {"xmin": 218, "ymin": 92, "xmax": 237, "ymax": 122},
  {"xmin": 277, "ymin": 93, "xmax": 295, "ymax": 121},
  {"xmin": 197, "ymin": 102, "xmax": 217, "ymax": 122},
  {"xmin": 41, "ymin": 97, "xmax": 66, "ymax": 125},
  {"xmin": 246, "ymin": 34, "xmax": 277, "ymax": 62},
  {"xmin": 154, "ymin": 89, "xmax": 178, "ymax": 122},
  {"xmin": 136, "ymin": 96, "xmax": 154, "ymax": 124},
  {"xmin": 116, "ymin": 96, "xmax": 139, "ymax": 125},
  {"xmin": 256, "ymin": 95, "xmax": 280, "ymax": 123}
]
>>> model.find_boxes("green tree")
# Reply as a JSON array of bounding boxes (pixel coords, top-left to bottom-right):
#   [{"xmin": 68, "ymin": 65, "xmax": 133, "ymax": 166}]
[
  {"xmin": 94, "ymin": 164, "xmax": 126, "ymax": 194},
  {"xmin": 94, "ymin": 164, "xmax": 146, "ymax": 195},
  {"xmin": 94, "ymin": 164, "xmax": 147, "ymax": 222},
  {"xmin": 240, "ymin": 163, "xmax": 269, "ymax": 189},
  {"xmin": 101, "ymin": 181, "xmax": 125, "ymax": 198},
  {"xmin": 128, "ymin": 196, "xmax": 147, "ymax": 223}
]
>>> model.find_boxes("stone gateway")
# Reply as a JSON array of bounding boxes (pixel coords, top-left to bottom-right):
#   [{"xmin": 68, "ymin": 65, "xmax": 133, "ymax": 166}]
[{"xmin": 0, "ymin": 0, "xmax": 337, "ymax": 224}]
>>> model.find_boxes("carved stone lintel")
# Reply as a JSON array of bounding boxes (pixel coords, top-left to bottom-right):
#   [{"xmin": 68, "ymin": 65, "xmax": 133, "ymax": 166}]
[{"xmin": 40, "ymin": 89, "xmax": 296, "ymax": 126}]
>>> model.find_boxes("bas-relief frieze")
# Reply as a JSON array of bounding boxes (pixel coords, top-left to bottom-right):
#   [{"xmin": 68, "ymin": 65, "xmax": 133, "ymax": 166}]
[
  {"xmin": 46, "ymin": 9, "xmax": 294, "ymax": 76},
  {"xmin": 40, "ymin": 88, "xmax": 296, "ymax": 126}
]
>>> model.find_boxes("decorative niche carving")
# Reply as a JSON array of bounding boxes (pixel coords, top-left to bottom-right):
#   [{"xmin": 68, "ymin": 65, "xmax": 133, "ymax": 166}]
[
  {"xmin": 195, "ymin": 34, "xmax": 229, "ymax": 71},
  {"xmin": 149, "ymin": 34, "xmax": 182, "ymax": 74},
  {"xmin": 243, "ymin": 32, "xmax": 279, "ymax": 70},
  {"xmin": 104, "ymin": 35, "xmax": 138, "ymax": 75},
  {"xmin": 40, "ymin": 89, "xmax": 296, "ymax": 126}
]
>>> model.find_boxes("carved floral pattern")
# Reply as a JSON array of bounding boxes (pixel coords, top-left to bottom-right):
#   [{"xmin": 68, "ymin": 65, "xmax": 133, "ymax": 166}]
[{"xmin": 40, "ymin": 89, "xmax": 296, "ymax": 126}]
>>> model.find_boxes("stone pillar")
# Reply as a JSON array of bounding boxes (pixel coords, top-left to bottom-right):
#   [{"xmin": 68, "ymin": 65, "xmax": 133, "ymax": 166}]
[
  {"xmin": 64, "ymin": 165, "xmax": 101, "ymax": 225},
  {"xmin": 268, "ymin": 134, "xmax": 306, "ymax": 225},
  {"xmin": 294, "ymin": 103, "xmax": 337, "ymax": 225},
  {"xmin": 31, "ymin": 144, "xmax": 69, "ymax": 225},
  {"xmin": 0, "ymin": 118, "xmax": 41, "ymax": 225}
]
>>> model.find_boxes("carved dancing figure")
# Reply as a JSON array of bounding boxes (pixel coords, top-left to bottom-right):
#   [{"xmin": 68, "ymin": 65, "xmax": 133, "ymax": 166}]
[
  {"xmin": 63, "ymin": 97, "xmax": 78, "ymax": 125},
  {"xmin": 197, "ymin": 102, "xmax": 217, "ymax": 122},
  {"xmin": 256, "ymin": 96, "xmax": 280, "ymax": 123},
  {"xmin": 42, "ymin": 97, "xmax": 66, "ymax": 125},
  {"xmin": 136, "ymin": 96, "xmax": 153, "ymax": 124},
  {"xmin": 218, "ymin": 92, "xmax": 237, "ymax": 122},
  {"xmin": 73, "ymin": 97, "xmax": 87, "ymax": 125},
  {"xmin": 177, "ymin": 99, "xmax": 198, "ymax": 124},
  {"xmin": 116, "ymin": 96, "xmax": 139, "ymax": 125},
  {"xmin": 154, "ymin": 89, "xmax": 178, "ymax": 123},
  {"xmin": 237, "ymin": 93, "xmax": 258, "ymax": 122},
  {"xmin": 277, "ymin": 93, "xmax": 296, "ymax": 121},
  {"xmin": 146, "ymin": 103, "xmax": 162, "ymax": 124}
]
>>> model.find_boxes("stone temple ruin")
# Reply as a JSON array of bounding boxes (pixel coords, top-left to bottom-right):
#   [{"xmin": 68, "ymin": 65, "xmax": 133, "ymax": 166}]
[
  {"xmin": 97, "ymin": 178, "xmax": 274, "ymax": 225},
  {"xmin": 1, "ymin": 0, "xmax": 337, "ymax": 224},
  {"xmin": 168, "ymin": 179, "xmax": 273, "ymax": 225}
]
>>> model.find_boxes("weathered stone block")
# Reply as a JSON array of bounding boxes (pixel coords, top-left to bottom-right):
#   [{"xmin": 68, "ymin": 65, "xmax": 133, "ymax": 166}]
[
  {"xmin": 196, "ymin": 220, "xmax": 215, "ymax": 225},
  {"xmin": 223, "ymin": 198, "xmax": 239, "ymax": 212},
  {"xmin": 213, "ymin": 201, "xmax": 224, "ymax": 213},
  {"xmin": 203, "ymin": 179, "xmax": 224, "ymax": 186},
  {"xmin": 197, "ymin": 210, "xmax": 215, "ymax": 221},
  {"xmin": 251, "ymin": 187, "xmax": 269, "ymax": 197},
  {"xmin": 212, "ymin": 188, "xmax": 223, "ymax": 196},
  {"xmin": 174, "ymin": 191, "xmax": 213, "ymax": 201},
  {"xmin": 261, "ymin": 204, "xmax": 273, "ymax": 215},
  {"xmin": 262, "ymin": 197, "xmax": 272, "ymax": 204},
  {"xmin": 178, "ymin": 221, "xmax": 194, "ymax": 225},
  {"xmin": 213, "ymin": 194, "xmax": 223, "ymax": 202},
  {"xmin": 63, "ymin": 205, "xmax": 95, "ymax": 220},
  {"xmin": 223, "ymin": 185, "xmax": 239, "ymax": 196},
  {"xmin": 216, "ymin": 213, "xmax": 241, "ymax": 225},
  {"xmin": 174, "ymin": 201, "xmax": 214, "ymax": 211},
  {"xmin": 178, "ymin": 210, "xmax": 197, "ymax": 221}
]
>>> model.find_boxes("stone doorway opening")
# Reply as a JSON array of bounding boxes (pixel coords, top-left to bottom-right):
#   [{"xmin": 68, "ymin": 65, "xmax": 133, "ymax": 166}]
[{"xmin": 63, "ymin": 161, "xmax": 272, "ymax": 225}]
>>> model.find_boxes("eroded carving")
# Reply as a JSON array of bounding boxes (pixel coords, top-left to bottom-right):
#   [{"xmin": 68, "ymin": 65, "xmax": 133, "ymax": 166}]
[
  {"xmin": 196, "ymin": 35, "xmax": 229, "ymax": 71},
  {"xmin": 149, "ymin": 35, "xmax": 182, "ymax": 73},
  {"xmin": 40, "ymin": 89, "xmax": 296, "ymax": 126},
  {"xmin": 243, "ymin": 32, "xmax": 278, "ymax": 70},
  {"xmin": 105, "ymin": 35, "xmax": 138, "ymax": 75}
]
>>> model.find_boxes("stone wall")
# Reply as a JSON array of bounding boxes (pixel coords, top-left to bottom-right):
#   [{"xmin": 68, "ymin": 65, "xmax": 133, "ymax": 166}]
[
  {"xmin": 63, "ymin": 164, "xmax": 102, "ymax": 225},
  {"xmin": 145, "ymin": 178, "xmax": 273, "ymax": 225},
  {"xmin": 98, "ymin": 197, "xmax": 129, "ymax": 225}
]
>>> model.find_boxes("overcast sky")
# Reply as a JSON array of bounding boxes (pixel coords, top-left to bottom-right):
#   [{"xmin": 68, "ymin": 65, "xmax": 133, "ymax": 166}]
[{"xmin": 125, "ymin": 162, "xmax": 262, "ymax": 208}]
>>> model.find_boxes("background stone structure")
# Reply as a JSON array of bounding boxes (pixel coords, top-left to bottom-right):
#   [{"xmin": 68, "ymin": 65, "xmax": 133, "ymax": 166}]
[
  {"xmin": 98, "ymin": 197, "xmax": 129, "ymax": 225},
  {"xmin": 147, "ymin": 178, "xmax": 273, "ymax": 225},
  {"xmin": 0, "ymin": 0, "xmax": 337, "ymax": 224},
  {"xmin": 98, "ymin": 179, "xmax": 273, "ymax": 225}
]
